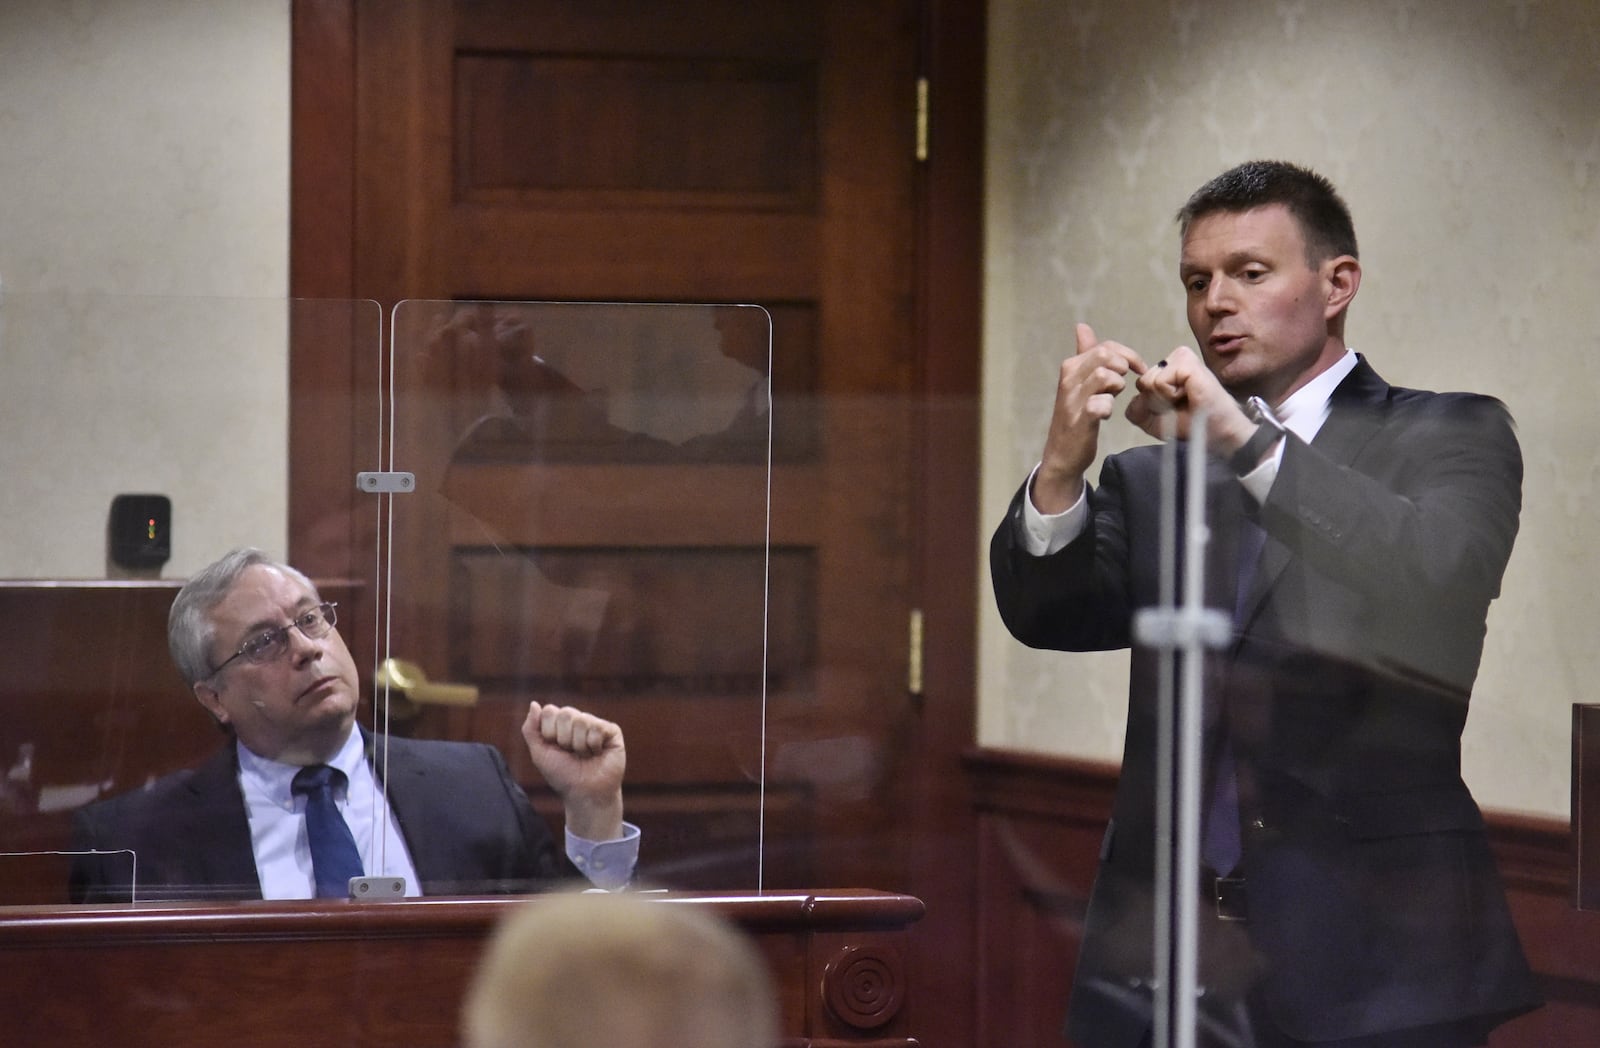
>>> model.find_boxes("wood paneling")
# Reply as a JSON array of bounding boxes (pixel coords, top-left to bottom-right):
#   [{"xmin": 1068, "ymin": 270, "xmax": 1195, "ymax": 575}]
[
  {"xmin": 0, "ymin": 890, "xmax": 924, "ymax": 1048},
  {"xmin": 968, "ymin": 749, "xmax": 1114, "ymax": 1048},
  {"xmin": 899, "ymin": 3, "xmax": 987, "ymax": 1045},
  {"xmin": 453, "ymin": 547, "xmax": 813, "ymax": 693},
  {"xmin": 966, "ymin": 747, "xmax": 1600, "ymax": 1048},
  {"xmin": 1573, "ymin": 704, "xmax": 1600, "ymax": 910},
  {"xmin": 288, "ymin": 0, "xmax": 364, "ymax": 583},
  {"xmin": 0, "ymin": 583, "xmax": 210, "ymax": 904},
  {"xmin": 0, "ymin": 583, "xmax": 201, "ymax": 794},
  {"xmin": 454, "ymin": 53, "xmax": 818, "ymax": 209}
]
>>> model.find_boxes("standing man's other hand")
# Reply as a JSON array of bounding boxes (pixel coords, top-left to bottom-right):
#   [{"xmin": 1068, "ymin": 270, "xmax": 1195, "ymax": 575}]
[
  {"xmin": 1126, "ymin": 345, "xmax": 1257, "ymax": 458},
  {"xmin": 1032, "ymin": 323, "xmax": 1150, "ymax": 514}
]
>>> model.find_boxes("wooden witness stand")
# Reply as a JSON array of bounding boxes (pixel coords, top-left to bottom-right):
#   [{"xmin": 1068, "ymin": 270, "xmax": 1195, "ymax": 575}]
[
  {"xmin": 0, "ymin": 584, "xmax": 925, "ymax": 1045},
  {"xmin": 0, "ymin": 889, "xmax": 923, "ymax": 1047}
]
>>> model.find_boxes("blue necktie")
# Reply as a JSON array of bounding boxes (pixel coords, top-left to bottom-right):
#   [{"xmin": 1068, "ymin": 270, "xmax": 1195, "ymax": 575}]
[
  {"xmin": 291, "ymin": 764, "xmax": 365, "ymax": 898},
  {"xmin": 1201, "ymin": 516, "xmax": 1265, "ymax": 876}
]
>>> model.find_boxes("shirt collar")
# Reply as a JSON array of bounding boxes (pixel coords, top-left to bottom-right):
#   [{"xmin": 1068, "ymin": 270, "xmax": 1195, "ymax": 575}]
[
  {"xmin": 1271, "ymin": 348, "xmax": 1358, "ymax": 443},
  {"xmin": 237, "ymin": 726, "xmax": 365, "ymax": 812}
]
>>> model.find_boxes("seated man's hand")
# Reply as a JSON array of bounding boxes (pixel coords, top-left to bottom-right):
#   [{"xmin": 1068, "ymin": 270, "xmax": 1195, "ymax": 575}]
[{"xmin": 521, "ymin": 703, "xmax": 626, "ymax": 842}]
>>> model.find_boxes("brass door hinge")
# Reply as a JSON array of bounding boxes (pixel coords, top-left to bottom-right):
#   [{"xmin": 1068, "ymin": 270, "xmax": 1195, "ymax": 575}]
[
  {"xmin": 915, "ymin": 76, "xmax": 929, "ymax": 162},
  {"xmin": 908, "ymin": 608, "xmax": 925, "ymax": 696}
]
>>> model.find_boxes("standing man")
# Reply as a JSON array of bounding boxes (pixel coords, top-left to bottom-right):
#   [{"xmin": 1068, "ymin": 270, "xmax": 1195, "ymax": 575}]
[
  {"xmin": 71, "ymin": 546, "xmax": 638, "ymax": 901},
  {"xmin": 991, "ymin": 161, "xmax": 1538, "ymax": 1047}
]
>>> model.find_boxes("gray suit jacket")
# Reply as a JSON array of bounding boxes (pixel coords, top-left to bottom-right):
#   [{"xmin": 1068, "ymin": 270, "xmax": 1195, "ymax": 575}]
[
  {"xmin": 68, "ymin": 732, "xmax": 570, "ymax": 902},
  {"xmin": 990, "ymin": 358, "xmax": 1539, "ymax": 1044}
]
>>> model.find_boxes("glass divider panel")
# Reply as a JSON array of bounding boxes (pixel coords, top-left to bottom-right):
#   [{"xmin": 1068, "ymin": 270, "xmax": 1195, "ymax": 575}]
[
  {"xmin": 381, "ymin": 300, "xmax": 773, "ymax": 893},
  {"xmin": 0, "ymin": 292, "xmax": 382, "ymax": 904}
]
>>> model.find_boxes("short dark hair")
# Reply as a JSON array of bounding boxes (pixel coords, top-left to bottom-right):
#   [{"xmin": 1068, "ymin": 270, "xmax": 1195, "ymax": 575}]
[{"xmin": 1177, "ymin": 160, "xmax": 1358, "ymax": 263}]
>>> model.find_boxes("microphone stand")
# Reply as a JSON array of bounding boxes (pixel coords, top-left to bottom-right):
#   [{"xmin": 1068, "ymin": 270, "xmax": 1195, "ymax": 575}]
[{"xmin": 1133, "ymin": 413, "xmax": 1230, "ymax": 1048}]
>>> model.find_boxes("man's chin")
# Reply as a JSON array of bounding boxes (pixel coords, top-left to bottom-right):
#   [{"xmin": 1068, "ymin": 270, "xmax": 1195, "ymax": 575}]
[
  {"xmin": 1210, "ymin": 360, "xmax": 1262, "ymax": 399},
  {"xmin": 297, "ymin": 675, "xmax": 355, "ymax": 709},
  {"xmin": 238, "ymin": 706, "xmax": 357, "ymax": 764},
  {"xmin": 312, "ymin": 694, "xmax": 358, "ymax": 723},
  {"xmin": 297, "ymin": 692, "xmax": 359, "ymax": 739}
]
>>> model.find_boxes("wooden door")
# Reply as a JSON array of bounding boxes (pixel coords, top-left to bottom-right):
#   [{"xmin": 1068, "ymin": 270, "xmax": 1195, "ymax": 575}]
[{"xmin": 336, "ymin": 0, "xmax": 920, "ymax": 893}]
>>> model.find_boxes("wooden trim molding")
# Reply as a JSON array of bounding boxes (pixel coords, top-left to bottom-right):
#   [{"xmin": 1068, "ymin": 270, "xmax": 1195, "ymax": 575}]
[{"xmin": 906, "ymin": 1, "xmax": 987, "ymax": 1046}]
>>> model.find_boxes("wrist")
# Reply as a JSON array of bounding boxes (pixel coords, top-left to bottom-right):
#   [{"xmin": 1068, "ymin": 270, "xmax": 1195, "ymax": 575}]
[
  {"xmin": 1030, "ymin": 467, "xmax": 1085, "ymax": 516},
  {"xmin": 1229, "ymin": 396, "xmax": 1285, "ymax": 475},
  {"xmin": 564, "ymin": 792, "xmax": 625, "ymax": 842}
]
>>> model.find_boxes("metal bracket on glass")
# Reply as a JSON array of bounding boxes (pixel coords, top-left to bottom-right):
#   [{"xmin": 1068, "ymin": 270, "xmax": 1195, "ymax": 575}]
[
  {"xmin": 355, "ymin": 471, "xmax": 415, "ymax": 494},
  {"xmin": 1133, "ymin": 607, "xmax": 1231, "ymax": 650},
  {"xmin": 348, "ymin": 876, "xmax": 407, "ymax": 901}
]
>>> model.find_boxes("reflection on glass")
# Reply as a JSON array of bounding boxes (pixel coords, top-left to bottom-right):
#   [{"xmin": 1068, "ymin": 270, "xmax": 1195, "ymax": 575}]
[
  {"xmin": 381, "ymin": 301, "xmax": 775, "ymax": 891},
  {"xmin": 0, "ymin": 297, "xmax": 775, "ymax": 905}
]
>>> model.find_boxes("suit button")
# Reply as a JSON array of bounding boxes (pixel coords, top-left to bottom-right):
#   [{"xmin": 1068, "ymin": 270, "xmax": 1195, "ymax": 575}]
[{"xmin": 1249, "ymin": 817, "xmax": 1266, "ymax": 833}]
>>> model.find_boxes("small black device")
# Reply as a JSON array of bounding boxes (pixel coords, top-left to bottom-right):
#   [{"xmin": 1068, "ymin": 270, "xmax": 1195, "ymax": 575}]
[{"xmin": 108, "ymin": 494, "xmax": 172, "ymax": 569}]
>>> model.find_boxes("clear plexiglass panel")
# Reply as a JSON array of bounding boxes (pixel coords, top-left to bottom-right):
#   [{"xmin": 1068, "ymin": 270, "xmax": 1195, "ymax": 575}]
[
  {"xmin": 0, "ymin": 294, "xmax": 776, "ymax": 904},
  {"xmin": 377, "ymin": 300, "xmax": 774, "ymax": 891},
  {"xmin": 0, "ymin": 292, "xmax": 383, "ymax": 904}
]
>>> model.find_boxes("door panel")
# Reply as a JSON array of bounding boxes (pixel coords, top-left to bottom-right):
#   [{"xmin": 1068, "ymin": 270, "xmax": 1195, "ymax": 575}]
[{"xmin": 347, "ymin": 0, "xmax": 920, "ymax": 893}]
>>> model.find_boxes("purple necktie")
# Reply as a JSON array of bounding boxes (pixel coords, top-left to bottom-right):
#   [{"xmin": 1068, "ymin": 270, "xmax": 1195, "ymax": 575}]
[{"xmin": 1201, "ymin": 516, "xmax": 1264, "ymax": 876}]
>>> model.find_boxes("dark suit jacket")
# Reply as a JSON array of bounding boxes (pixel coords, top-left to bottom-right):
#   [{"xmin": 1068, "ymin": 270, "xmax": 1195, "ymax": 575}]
[
  {"xmin": 990, "ymin": 358, "xmax": 1539, "ymax": 1045},
  {"xmin": 67, "ymin": 732, "xmax": 571, "ymax": 903}
]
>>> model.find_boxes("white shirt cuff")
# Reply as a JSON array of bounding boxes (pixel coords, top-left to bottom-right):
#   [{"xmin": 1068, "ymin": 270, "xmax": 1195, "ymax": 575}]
[
  {"xmin": 566, "ymin": 820, "xmax": 641, "ymax": 891},
  {"xmin": 1019, "ymin": 463, "xmax": 1090, "ymax": 556},
  {"xmin": 1237, "ymin": 437, "xmax": 1285, "ymax": 505}
]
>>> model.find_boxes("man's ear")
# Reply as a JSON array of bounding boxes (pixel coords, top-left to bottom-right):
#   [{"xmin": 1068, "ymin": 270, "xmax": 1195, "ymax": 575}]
[
  {"xmin": 1324, "ymin": 255, "xmax": 1361, "ymax": 320},
  {"xmin": 193, "ymin": 681, "xmax": 229, "ymax": 726}
]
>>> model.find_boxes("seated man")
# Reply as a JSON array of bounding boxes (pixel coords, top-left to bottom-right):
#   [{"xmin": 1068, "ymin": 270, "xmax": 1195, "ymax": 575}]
[
  {"xmin": 69, "ymin": 547, "xmax": 638, "ymax": 902},
  {"xmin": 461, "ymin": 892, "xmax": 778, "ymax": 1048}
]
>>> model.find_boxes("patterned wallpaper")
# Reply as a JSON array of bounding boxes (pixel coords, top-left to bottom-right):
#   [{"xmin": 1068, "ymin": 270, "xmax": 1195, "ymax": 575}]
[{"xmin": 980, "ymin": 0, "xmax": 1600, "ymax": 818}]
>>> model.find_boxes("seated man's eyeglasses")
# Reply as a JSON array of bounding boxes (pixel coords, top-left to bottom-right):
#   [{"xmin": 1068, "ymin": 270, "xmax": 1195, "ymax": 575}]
[{"xmin": 209, "ymin": 602, "xmax": 339, "ymax": 678}]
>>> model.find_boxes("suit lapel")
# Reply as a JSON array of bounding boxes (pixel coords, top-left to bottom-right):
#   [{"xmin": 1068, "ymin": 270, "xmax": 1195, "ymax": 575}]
[
  {"xmin": 365, "ymin": 733, "xmax": 445, "ymax": 884},
  {"xmin": 1204, "ymin": 460, "xmax": 1248, "ymax": 613},
  {"xmin": 1308, "ymin": 356, "xmax": 1389, "ymax": 466},
  {"xmin": 1232, "ymin": 356, "xmax": 1391, "ymax": 629},
  {"xmin": 181, "ymin": 744, "xmax": 263, "ymax": 895}
]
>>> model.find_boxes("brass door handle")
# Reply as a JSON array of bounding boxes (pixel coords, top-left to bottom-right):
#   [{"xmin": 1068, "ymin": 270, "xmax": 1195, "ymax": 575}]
[{"xmin": 374, "ymin": 658, "xmax": 479, "ymax": 707}]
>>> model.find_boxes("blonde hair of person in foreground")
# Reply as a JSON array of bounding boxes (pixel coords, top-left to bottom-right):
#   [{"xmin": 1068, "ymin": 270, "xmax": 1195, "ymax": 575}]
[{"xmin": 462, "ymin": 891, "xmax": 780, "ymax": 1048}]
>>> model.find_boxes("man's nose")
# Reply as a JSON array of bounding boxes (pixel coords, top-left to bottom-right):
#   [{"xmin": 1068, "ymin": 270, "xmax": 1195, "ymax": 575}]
[
  {"xmin": 287, "ymin": 625, "xmax": 323, "ymax": 664},
  {"xmin": 1205, "ymin": 277, "xmax": 1235, "ymax": 314}
]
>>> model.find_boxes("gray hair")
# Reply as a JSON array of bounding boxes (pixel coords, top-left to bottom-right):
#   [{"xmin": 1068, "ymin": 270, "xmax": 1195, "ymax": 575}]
[{"xmin": 168, "ymin": 547, "xmax": 319, "ymax": 686}]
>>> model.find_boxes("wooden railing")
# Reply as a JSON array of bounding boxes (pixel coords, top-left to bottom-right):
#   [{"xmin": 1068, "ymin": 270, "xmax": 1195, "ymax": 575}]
[{"xmin": 0, "ymin": 889, "xmax": 924, "ymax": 1047}]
